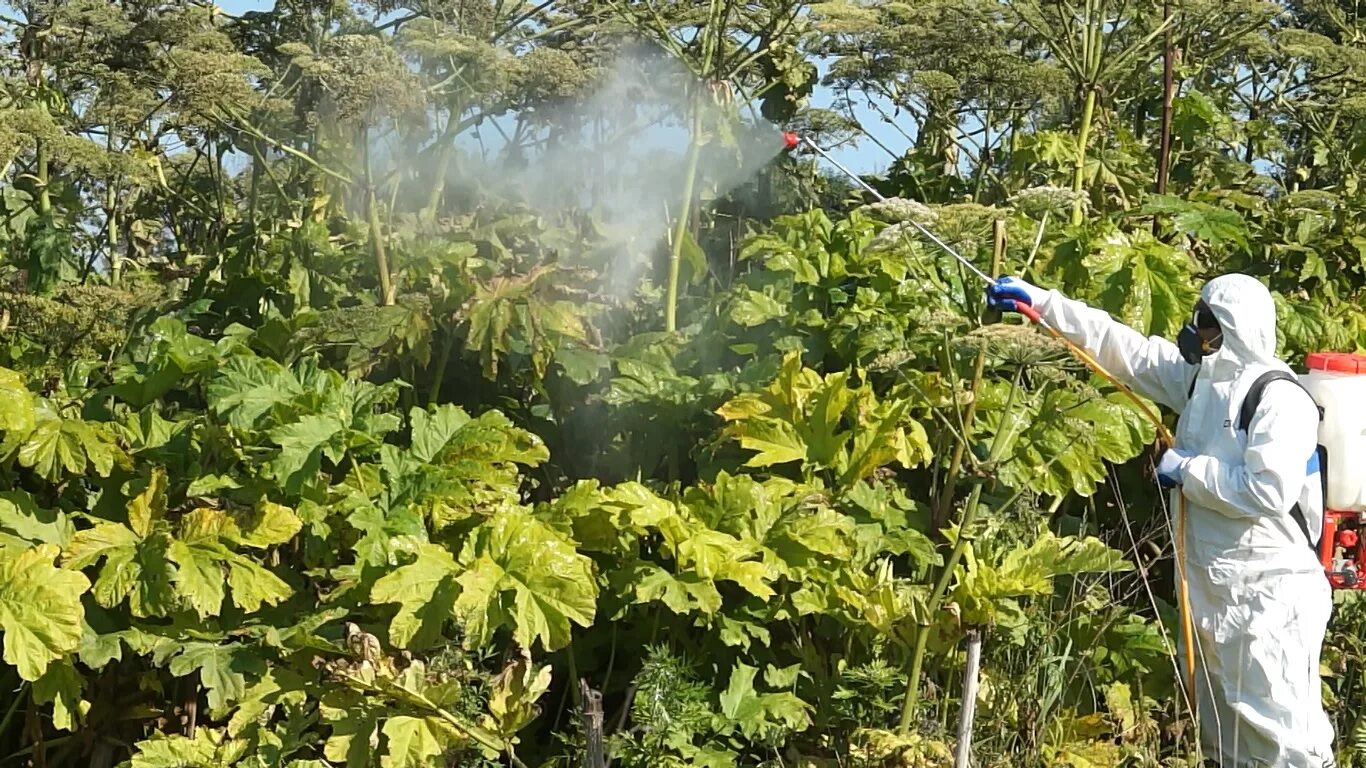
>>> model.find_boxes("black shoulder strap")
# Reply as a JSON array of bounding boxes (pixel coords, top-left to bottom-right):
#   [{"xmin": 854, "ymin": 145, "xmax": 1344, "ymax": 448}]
[
  {"xmin": 1235, "ymin": 370, "xmax": 1325, "ymax": 551},
  {"xmin": 1237, "ymin": 371, "xmax": 1312, "ymax": 432}
]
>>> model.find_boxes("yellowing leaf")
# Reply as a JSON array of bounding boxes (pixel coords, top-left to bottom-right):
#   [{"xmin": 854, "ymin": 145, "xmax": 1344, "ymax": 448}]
[
  {"xmin": 18, "ymin": 416, "xmax": 82, "ymax": 479},
  {"xmin": 169, "ymin": 539, "xmax": 226, "ymax": 619},
  {"xmin": 371, "ymin": 543, "xmax": 462, "ymax": 650},
  {"xmin": 128, "ymin": 467, "xmax": 169, "ymax": 539},
  {"xmin": 717, "ymin": 352, "xmax": 932, "ymax": 484},
  {"xmin": 0, "ymin": 544, "xmax": 90, "ymax": 681},
  {"xmin": 731, "ymin": 418, "xmax": 807, "ymax": 468},
  {"xmin": 13, "ymin": 410, "xmax": 122, "ymax": 481},
  {"xmin": 321, "ymin": 694, "xmax": 381, "ymax": 768},
  {"xmin": 717, "ymin": 560, "xmax": 776, "ymax": 599},
  {"xmin": 454, "ymin": 509, "xmax": 596, "ymax": 652},
  {"xmin": 224, "ymin": 552, "xmax": 292, "ymax": 613},
  {"xmin": 127, "ymin": 727, "xmax": 251, "ymax": 767},
  {"xmin": 179, "ymin": 508, "xmax": 241, "ymax": 543},
  {"xmin": 409, "ymin": 404, "xmax": 471, "ymax": 463},
  {"xmin": 0, "ymin": 367, "xmax": 36, "ymax": 435},
  {"xmin": 632, "ymin": 565, "xmax": 724, "ymax": 615},
  {"xmin": 954, "ymin": 527, "xmax": 1133, "ymax": 627},
  {"xmin": 64, "ymin": 524, "xmax": 176, "ymax": 618},
  {"xmin": 989, "ymin": 386, "xmax": 1156, "ymax": 498},
  {"xmin": 0, "ymin": 490, "xmax": 73, "ymax": 548},
  {"xmin": 380, "ymin": 715, "xmax": 460, "ymax": 768},
  {"xmin": 676, "ymin": 529, "xmax": 754, "ymax": 579},
  {"xmin": 235, "ymin": 501, "xmax": 303, "ymax": 548}
]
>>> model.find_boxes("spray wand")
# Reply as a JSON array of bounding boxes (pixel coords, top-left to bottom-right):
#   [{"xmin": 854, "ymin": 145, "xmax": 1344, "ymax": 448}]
[{"xmin": 783, "ymin": 131, "xmax": 1199, "ymax": 718}]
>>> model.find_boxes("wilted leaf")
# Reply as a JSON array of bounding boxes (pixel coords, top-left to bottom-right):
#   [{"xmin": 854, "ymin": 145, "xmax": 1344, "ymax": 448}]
[{"xmin": 484, "ymin": 652, "xmax": 553, "ymax": 737}]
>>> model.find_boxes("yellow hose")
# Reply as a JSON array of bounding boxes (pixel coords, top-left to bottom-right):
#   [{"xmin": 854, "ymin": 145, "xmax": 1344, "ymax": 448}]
[{"xmin": 1017, "ymin": 306, "xmax": 1198, "ymax": 721}]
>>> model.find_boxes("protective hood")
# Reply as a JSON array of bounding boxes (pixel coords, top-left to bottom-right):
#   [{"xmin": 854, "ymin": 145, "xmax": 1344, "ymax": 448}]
[{"xmin": 1199, "ymin": 273, "xmax": 1280, "ymax": 367}]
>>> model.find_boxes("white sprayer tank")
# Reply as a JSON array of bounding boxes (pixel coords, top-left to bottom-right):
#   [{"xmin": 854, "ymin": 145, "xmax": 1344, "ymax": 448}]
[{"xmin": 1301, "ymin": 352, "xmax": 1366, "ymax": 512}]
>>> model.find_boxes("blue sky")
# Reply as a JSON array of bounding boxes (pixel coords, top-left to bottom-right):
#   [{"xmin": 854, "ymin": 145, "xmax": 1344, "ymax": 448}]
[{"xmin": 215, "ymin": 0, "xmax": 901, "ymax": 174}]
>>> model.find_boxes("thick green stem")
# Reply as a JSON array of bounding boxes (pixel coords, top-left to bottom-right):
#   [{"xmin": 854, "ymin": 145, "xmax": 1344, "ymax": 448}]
[
  {"xmin": 364, "ymin": 133, "xmax": 395, "ymax": 307},
  {"xmin": 424, "ymin": 144, "xmax": 454, "ymax": 221},
  {"xmin": 35, "ymin": 139, "xmax": 51, "ymax": 215},
  {"xmin": 1155, "ymin": 0, "xmax": 1175, "ymax": 202},
  {"xmin": 427, "ymin": 329, "xmax": 455, "ymax": 406},
  {"xmin": 107, "ymin": 192, "xmax": 119, "ymax": 283},
  {"xmin": 247, "ymin": 141, "xmax": 262, "ymax": 235},
  {"xmin": 423, "ymin": 103, "xmax": 463, "ymax": 221},
  {"xmin": 368, "ymin": 194, "xmax": 394, "ymax": 305},
  {"xmin": 106, "ymin": 135, "xmax": 120, "ymax": 282},
  {"xmin": 1069, "ymin": 87, "xmax": 1097, "ymax": 226},
  {"xmin": 0, "ymin": 681, "xmax": 26, "ymax": 740},
  {"xmin": 899, "ymin": 370, "xmax": 1024, "ymax": 734},
  {"xmin": 566, "ymin": 640, "xmax": 583, "ymax": 710},
  {"xmin": 665, "ymin": 102, "xmax": 703, "ymax": 333},
  {"xmin": 1070, "ymin": 0, "xmax": 1104, "ymax": 226}
]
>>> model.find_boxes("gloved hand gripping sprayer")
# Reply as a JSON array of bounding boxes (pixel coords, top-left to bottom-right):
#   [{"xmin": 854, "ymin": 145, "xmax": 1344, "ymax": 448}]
[{"xmin": 780, "ymin": 131, "xmax": 1202, "ymax": 705}]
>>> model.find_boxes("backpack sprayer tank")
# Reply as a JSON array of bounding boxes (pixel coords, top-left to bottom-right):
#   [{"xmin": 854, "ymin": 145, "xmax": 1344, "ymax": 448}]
[{"xmin": 1300, "ymin": 352, "xmax": 1366, "ymax": 589}]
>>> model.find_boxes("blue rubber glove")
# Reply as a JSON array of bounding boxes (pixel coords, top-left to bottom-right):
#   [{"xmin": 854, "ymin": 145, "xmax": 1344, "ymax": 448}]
[
  {"xmin": 985, "ymin": 276, "xmax": 1046, "ymax": 313},
  {"xmin": 1156, "ymin": 448, "xmax": 1190, "ymax": 488}
]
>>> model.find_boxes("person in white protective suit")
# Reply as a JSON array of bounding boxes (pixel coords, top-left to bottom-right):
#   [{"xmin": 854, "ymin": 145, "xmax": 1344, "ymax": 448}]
[{"xmin": 985, "ymin": 272, "xmax": 1335, "ymax": 768}]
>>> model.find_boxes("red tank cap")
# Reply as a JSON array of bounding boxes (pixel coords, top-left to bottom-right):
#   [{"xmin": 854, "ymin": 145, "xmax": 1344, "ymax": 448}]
[
  {"xmin": 1341, "ymin": 530, "xmax": 1359, "ymax": 548},
  {"xmin": 1306, "ymin": 352, "xmax": 1366, "ymax": 374}
]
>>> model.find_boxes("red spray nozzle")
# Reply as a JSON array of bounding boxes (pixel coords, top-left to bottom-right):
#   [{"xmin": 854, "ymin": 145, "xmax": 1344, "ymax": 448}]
[{"xmin": 782, "ymin": 132, "xmax": 801, "ymax": 151}]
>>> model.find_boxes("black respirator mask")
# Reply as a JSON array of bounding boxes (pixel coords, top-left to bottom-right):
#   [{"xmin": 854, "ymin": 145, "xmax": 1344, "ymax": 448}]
[{"xmin": 1177, "ymin": 300, "xmax": 1223, "ymax": 365}]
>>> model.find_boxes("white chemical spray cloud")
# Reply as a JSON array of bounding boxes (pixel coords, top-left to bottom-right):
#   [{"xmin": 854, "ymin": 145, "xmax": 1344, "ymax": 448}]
[{"xmin": 439, "ymin": 47, "xmax": 791, "ymax": 298}]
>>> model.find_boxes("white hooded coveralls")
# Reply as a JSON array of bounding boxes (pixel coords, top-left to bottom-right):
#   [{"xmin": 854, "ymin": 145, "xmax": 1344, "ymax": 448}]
[{"xmin": 1029, "ymin": 274, "xmax": 1334, "ymax": 767}]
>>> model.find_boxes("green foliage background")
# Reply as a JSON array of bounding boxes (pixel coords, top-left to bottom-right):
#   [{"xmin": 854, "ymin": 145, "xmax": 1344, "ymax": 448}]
[{"xmin": 2, "ymin": 0, "xmax": 1366, "ymax": 766}]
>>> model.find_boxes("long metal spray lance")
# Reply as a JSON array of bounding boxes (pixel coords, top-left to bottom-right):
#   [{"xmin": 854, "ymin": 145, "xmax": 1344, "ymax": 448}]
[
  {"xmin": 784, "ymin": 131, "xmax": 1200, "ymax": 711},
  {"xmin": 785, "ymin": 133, "xmax": 995, "ymax": 286}
]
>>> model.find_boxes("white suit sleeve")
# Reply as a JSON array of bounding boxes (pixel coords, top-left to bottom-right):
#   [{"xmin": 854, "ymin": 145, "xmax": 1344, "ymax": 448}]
[
  {"xmin": 1034, "ymin": 291, "xmax": 1195, "ymax": 411},
  {"xmin": 1179, "ymin": 381, "xmax": 1321, "ymax": 519}
]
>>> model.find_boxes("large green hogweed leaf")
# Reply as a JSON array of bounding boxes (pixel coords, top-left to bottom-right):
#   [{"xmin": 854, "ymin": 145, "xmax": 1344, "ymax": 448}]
[
  {"xmin": 373, "ymin": 509, "xmax": 596, "ymax": 652},
  {"xmin": 0, "ymin": 544, "xmax": 90, "ymax": 681}
]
